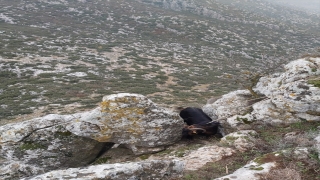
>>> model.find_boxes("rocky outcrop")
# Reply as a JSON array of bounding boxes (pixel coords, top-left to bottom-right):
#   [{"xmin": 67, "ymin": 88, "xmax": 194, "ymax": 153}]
[
  {"xmin": 221, "ymin": 130, "xmax": 258, "ymax": 152},
  {"xmin": 204, "ymin": 57, "xmax": 320, "ymax": 126},
  {"xmin": 1, "ymin": 58, "xmax": 319, "ymax": 180},
  {"xmin": 0, "ymin": 93, "xmax": 183, "ymax": 179},
  {"xmin": 203, "ymin": 90, "xmax": 253, "ymax": 120},
  {"xmin": 253, "ymin": 58, "xmax": 320, "ymax": 123},
  {"xmin": 182, "ymin": 145, "xmax": 235, "ymax": 170},
  {"xmin": 215, "ymin": 153, "xmax": 279, "ymax": 180},
  {"xmin": 22, "ymin": 160, "xmax": 185, "ymax": 180},
  {"xmin": 200, "ymin": 57, "xmax": 320, "ymax": 179}
]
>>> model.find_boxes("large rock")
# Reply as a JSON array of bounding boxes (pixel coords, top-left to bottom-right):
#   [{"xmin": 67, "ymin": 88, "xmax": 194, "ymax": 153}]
[
  {"xmin": 22, "ymin": 160, "xmax": 185, "ymax": 180},
  {"xmin": 221, "ymin": 130, "xmax": 258, "ymax": 152},
  {"xmin": 214, "ymin": 155, "xmax": 278, "ymax": 180},
  {"xmin": 182, "ymin": 145, "xmax": 235, "ymax": 170},
  {"xmin": 203, "ymin": 90, "xmax": 253, "ymax": 120},
  {"xmin": 254, "ymin": 58, "xmax": 320, "ymax": 122},
  {"xmin": 0, "ymin": 93, "xmax": 183, "ymax": 179},
  {"xmin": 204, "ymin": 58, "xmax": 320, "ymax": 126}
]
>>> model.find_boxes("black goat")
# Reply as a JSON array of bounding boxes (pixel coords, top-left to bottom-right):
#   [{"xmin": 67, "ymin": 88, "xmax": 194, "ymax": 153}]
[
  {"xmin": 179, "ymin": 107, "xmax": 224, "ymax": 139},
  {"xmin": 179, "ymin": 107, "xmax": 212, "ymax": 125}
]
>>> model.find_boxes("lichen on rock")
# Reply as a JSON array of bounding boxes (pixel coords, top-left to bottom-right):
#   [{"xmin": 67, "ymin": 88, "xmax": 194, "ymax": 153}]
[{"xmin": 0, "ymin": 93, "xmax": 183, "ymax": 179}]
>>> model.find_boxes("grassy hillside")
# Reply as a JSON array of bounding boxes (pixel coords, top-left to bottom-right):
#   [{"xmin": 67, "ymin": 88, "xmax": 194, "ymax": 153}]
[{"xmin": 0, "ymin": 0, "xmax": 319, "ymax": 121}]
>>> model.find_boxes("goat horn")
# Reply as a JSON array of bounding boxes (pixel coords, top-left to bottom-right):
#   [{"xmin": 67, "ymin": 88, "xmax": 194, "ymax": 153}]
[{"xmin": 187, "ymin": 127, "xmax": 206, "ymax": 133}]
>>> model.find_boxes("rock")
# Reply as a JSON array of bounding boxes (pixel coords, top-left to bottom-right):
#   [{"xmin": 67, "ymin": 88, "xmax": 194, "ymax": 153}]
[
  {"xmin": 221, "ymin": 130, "xmax": 258, "ymax": 152},
  {"xmin": 203, "ymin": 90, "xmax": 253, "ymax": 120},
  {"xmin": 204, "ymin": 58, "xmax": 320, "ymax": 127},
  {"xmin": 292, "ymin": 147, "xmax": 310, "ymax": 160},
  {"xmin": 254, "ymin": 58, "xmax": 320, "ymax": 122},
  {"xmin": 182, "ymin": 145, "xmax": 235, "ymax": 170},
  {"xmin": 251, "ymin": 99, "xmax": 298, "ymax": 124},
  {"xmin": 0, "ymin": 114, "xmax": 111, "ymax": 179},
  {"xmin": 0, "ymin": 93, "xmax": 183, "ymax": 179},
  {"xmin": 227, "ymin": 114, "xmax": 255, "ymax": 128},
  {"xmin": 215, "ymin": 161, "xmax": 276, "ymax": 180},
  {"xmin": 22, "ymin": 160, "xmax": 185, "ymax": 180},
  {"xmin": 89, "ymin": 93, "xmax": 183, "ymax": 154},
  {"xmin": 283, "ymin": 132, "xmax": 313, "ymax": 147},
  {"xmin": 314, "ymin": 134, "xmax": 320, "ymax": 159},
  {"xmin": 215, "ymin": 152, "xmax": 281, "ymax": 180}
]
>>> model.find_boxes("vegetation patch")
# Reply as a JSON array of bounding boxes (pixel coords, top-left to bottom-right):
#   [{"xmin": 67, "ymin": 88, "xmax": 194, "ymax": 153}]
[
  {"xmin": 139, "ymin": 154, "xmax": 151, "ymax": 160},
  {"xmin": 308, "ymin": 79, "xmax": 320, "ymax": 88},
  {"xmin": 249, "ymin": 166, "xmax": 264, "ymax": 171},
  {"xmin": 55, "ymin": 131, "xmax": 73, "ymax": 138},
  {"xmin": 93, "ymin": 156, "xmax": 112, "ymax": 165},
  {"xmin": 236, "ymin": 116, "xmax": 253, "ymax": 124},
  {"xmin": 20, "ymin": 142, "xmax": 46, "ymax": 151}
]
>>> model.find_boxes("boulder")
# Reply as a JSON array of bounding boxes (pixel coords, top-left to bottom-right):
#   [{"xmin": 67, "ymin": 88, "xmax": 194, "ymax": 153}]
[
  {"xmin": 221, "ymin": 130, "xmax": 258, "ymax": 152},
  {"xmin": 254, "ymin": 58, "xmax": 320, "ymax": 122},
  {"xmin": 0, "ymin": 93, "xmax": 183, "ymax": 179},
  {"xmin": 203, "ymin": 90, "xmax": 253, "ymax": 120},
  {"xmin": 214, "ymin": 152, "xmax": 281, "ymax": 180},
  {"xmin": 182, "ymin": 145, "xmax": 235, "ymax": 170},
  {"xmin": 22, "ymin": 160, "xmax": 185, "ymax": 180},
  {"xmin": 214, "ymin": 159, "xmax": 277, "ymax": 180},
  {"xmin": 204, "ymin": 57, "xmax": 320, "ymax": 126}
]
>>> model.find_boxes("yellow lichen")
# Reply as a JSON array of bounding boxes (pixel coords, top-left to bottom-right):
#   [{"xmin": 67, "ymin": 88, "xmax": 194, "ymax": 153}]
[
  {"xmin": 93, "ymin": 134, "xmax": 112, "ymax": 142},
  {"xmin": 154, "ymin": 127, "xmax": 162, "ymax": 131}
]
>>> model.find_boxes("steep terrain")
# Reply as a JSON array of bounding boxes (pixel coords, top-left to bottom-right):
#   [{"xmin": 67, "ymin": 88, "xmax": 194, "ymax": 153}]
[{"xmin": 0, "ymin": 0, "xmax": 319, "ymax": 121}]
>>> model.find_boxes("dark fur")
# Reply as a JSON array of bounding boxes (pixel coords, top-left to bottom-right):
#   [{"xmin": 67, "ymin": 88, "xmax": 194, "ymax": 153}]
[
  {"xmin": 179, "ymin": 107, "xmax": 212, "ymax": 125},
  {"xmin": 179, "ymin": 107, "xmax": 224, "ymax": 139}
]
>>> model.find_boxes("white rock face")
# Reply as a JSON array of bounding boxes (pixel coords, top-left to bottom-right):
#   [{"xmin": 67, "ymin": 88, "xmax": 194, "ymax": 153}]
[
  {"xmin": 315, "ymin": 134, "xmax": 320, "ymax": 159},
  {"xmin": 204, "ymin": 57, "xmax": 320, "ymax": 126},
  {"xmin": 22, "ymin": 160, "xmax": 185, "ymax": 180},
  {"xmin": 203, "ymin": 90, "xmax": 253, "ymax": 120},
  {"xmin": 254, "ymin": 58, "xmax": 320, "ymax": 122},
  {"xmin": 0, "ymin": 93, "xmax": 184, "ymax": 179},
  {"xmin": 182, "ymin": 145, "xmax": 235, "ymax": 170},
  {"xmin": 215, "ymin": 161, "xmax": 276, "ymax": 180},
  {"xmin": 221, "ymin": 130, "xmax": 258, "ymax": 152}
]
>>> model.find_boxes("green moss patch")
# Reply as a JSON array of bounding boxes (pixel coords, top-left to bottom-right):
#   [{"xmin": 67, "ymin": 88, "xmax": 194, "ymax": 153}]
[
  {"xmin": 139, "ymin": 154, "xmax": 151, "ymax": 160},
  {"xmin": 93, "ymin": 156, "xmax": 112, "ymax": 165},
  {"xmin": 249, "ymin": 166, "xmax": 264, "ymax": 170},
  {"xmin": 308, "ymin": 79, "xmax": 320, "ymax": 88},
  {"xmin": 20, "ymin": 142, "xmax": 46, "ymax": 150},
  {"xmin": 254, "ymin": 152, "xmax": 282, "ymax": 165}
]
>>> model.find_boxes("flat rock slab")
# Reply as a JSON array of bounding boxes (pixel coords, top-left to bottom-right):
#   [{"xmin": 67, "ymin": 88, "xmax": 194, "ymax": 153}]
[{"xmin": 22, "ymin": 160, "xmax": 185, "ymax": 180}]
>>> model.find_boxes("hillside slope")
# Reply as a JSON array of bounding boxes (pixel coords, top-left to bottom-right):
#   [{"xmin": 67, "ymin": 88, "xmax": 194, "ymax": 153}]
[{"xmin": 0, "ymin": 0, "xmax": 319, "ymax": 121}]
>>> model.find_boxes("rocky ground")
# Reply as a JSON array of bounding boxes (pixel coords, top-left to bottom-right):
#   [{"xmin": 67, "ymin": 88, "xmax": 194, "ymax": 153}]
[{"xmin": 0, "ymin": 57, "xmax": 319, "ymax": 179}]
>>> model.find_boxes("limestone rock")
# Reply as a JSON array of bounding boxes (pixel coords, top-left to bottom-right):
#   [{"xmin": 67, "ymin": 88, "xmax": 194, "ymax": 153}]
[
  {"xmin": 22, "ymin": 160, "xmax": 185, "ymax": 180},
  {"xmin": 88, "ymin": 93, "xmax": 183, "ymax": 153},
  {"xmin": 0, "ymin": 93, "xmax": 183, "ymax": 179},
  {"xmin": 314, "ymin": 134, "xmax": 320, "ymax": 159},
  {"xmin": 221, "ymin": 130, "xmax": 258, "ymax": 152},
  {"xmin": 215, "ymin": 161, "xmax": 276, "ymax": 180},
  {"xmin": 227, "ymin": 114, "xmax": 255, "ymax": 128},
  {"xmin": 204, "ymin": 58, "xmax": 320, "ymax": 126},
  {"xmin": 251, "ymin": 99, "xmax": 298, "ymax": 124},
  {"xmin": 0, "ymin": 114, "xmax": 111, "ymax": 179},
  {"xmin": 203, "ymin": 90, "xmax": 253, "ymax": 120},
  {"xmin": 182, "ymin": 145, "xmax": 235, "ymax": 170},
  {"xmin": 215, "ymin": 153, "xmax": 281, "ymax": 180},
  {"xmin": 254, "ymin": 58, "xmax": 320, "ymax": 122}
]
